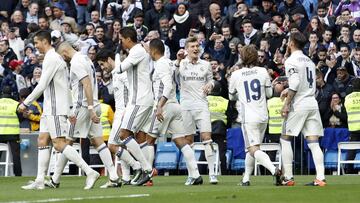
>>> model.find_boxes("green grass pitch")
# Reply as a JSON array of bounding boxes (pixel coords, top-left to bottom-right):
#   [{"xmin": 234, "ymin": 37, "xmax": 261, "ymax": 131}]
[{"xmin": 1, "ymin": 175, "xmax": 360, "ymax": 203}]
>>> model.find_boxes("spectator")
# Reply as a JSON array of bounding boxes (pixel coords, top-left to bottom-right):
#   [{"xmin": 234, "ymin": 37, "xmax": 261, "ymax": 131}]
[
  {"xmin": 25, "ymin": 2, "xmax": 39, "ymax": 24},
  {"xmin": 199, "ymin": 2, "xmax": 227, "ymax": 40},
  {"xmin": 94, "ymin": 26, "xmax": 113, "ymax": 50},
  {"xmin": 333, "ymin": 66, "xmax": 354, "ymax": 100},
  {"xmin": 349, "ymin": 28, "xmax": 360, "ymax": 49},
  {"xmin": 10, "ymin": 10, "xmax": 28, "ymax": 40},
  {"xmin": 121, "ymin": 0, "xmax": 142, "ymax": 27},
  {"xmin": 170, "ymin": 3, "xmax": 192, "ymax": 48},
  {"xmin": 75, "ymin": 0, "xmax": 90, "ymax": 26},
  {"xmin": 38, "ymin": 16, "xmax": 51, "ymax": 32},
  {"xmin": 107, "ymin": 19, "xmax": 121, "ymax": 46},
  {"xmin": 131, "ymin": 12, "xmax": 148, "ymax": 42},
  {"xmin": 278, "ymin": 0, "xmax": 308, "ymax": 21},
  {"xmin": 334, "ymin": 0, "xmax": 360, "ymax": 23},
  {"xmin": 0, "ymin": 21, "xmax": 10, "ymax": 39},
  {"xmin": 351, "ymin": 47, "xmax": 360, "ymax": 78},
  {"xmin": 238, "ymin": 19, "xmax": 261, "ymax": 46},
  {"xmin": 158, "ymin": 16, "xmax": 170, "ymax": 41},
  {"xmin": 264, "ymin": 21, "xmax": 286, "ymax": 55},
  {"xmin": 18, "ymin": 88, "xmax": 42, "ymax": 131},
  {"xmin": 304, "ymin": 16, "xmax": 325, "ymax": 39},
  {"xmin": 323, "ymin": 92, "xmax": 348, "ymax": 128},
  {"xmin": 24, "ymin": 23, "xmax": 40, "ymax": 46},
  {"xmin": 85, "ymin": 22, "xmax": 95, "ymax": 37},
  {"xmin": 50, "ymin": 3, "xmax": 78, "ymax": 33},
  {"xmin": 0, "ymin": 39, "xmax": 17, "ymax": 73},
  {"xmin": 337, "ymin": 24, "xmax": 351, "ymax": 46},
  {"xmin": 0, "ymin": 86, "xmax": 22, "ymax": 176},
  {"xmin": 44, "ymin": 6, "xmax": 53, "ymax": 22},
  {"xmin": 90, "ymin": 10, "xmax": 106, "ymax": 29},
  {"xmin": 317, "ymin": 2, "xmax": 336, "ymax": 29},
  {"xmin": 22, "ymin": 53, "xmax": 38, "ymax": 82},
  {"xmin": 304, "ymin": 31, "xmax": 320, "ymax": 58},
  {"xmin": 145, "ymin": 0, "xmax": 170, "ymax": 31},
  {"xmin": 16, "ymin": 0, "xmax": 30, "ymax": 18},
  {"xmin": 315, "ymin": 68, "xmax": 334, "ymax": 126},
  {"xmin": 289, "ymin": 7, "xmax": 309, "ymax": 32},
  {"xmin": 205, "ymin": 34, "xmax": 229, "ymax": 65},
  {"xmin": 230, "ymin": 2, "xmax": 263, "ymax": 37},
  {"xmin": 1, "ymin": 59, "xmax": 26, "ymax": 101},
  {"xmin": 61, "ymin": 20, "xmax": 79, "ymax": 46},
  {"xmin": 321, "ymin": 28, "xmax": 334, "ymax": 49},
  {"xmin": 28, "ymin": 66, "xmax": 43, "ymax": 103},
  {"xmin": 334, "ymin": 44, "xmax": 354, "ymax": 75},
  {"xmin": 22, "ymin": 44, "xmax": 34, "ymax": 63},
  {"xmin": 258, "ymin": 0, "xmax": 275, "ymax": 23},
  {"xmin": 8, "ymin": 27, "xmax": 24, "ymax": 60}
]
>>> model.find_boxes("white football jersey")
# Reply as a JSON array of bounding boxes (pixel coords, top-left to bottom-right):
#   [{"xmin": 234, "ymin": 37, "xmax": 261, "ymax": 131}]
[
  {"xmin": 152, "ymin": 56, "xmax": 177, "ymax": 104},
  {"xmin": 285, "ymin": 50, "xmax": 318, "ymax": 111},
  {"xmin": 69, "ymin": 52, "xmax": 99, "ymax": 109},
  {"xmin": 176, "ymin": 57, "xmax": 214, "ymax": 110},
  {"xmin": 112, "ymin": 71, "xmax": 129, "ymax": 112},
  {"xmin": 116, "ymin": 44, "xmax": 153, "ymax": 106},
  {"xmin": 229, "ymin": 66, "xmax": 272, "ymax": 123},
  {"xmin": 24, "ymin": 48, "xmax": 70, "ymax": 116}
]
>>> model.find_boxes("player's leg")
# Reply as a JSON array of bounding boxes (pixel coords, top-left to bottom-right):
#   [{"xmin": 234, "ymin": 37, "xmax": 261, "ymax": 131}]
[
  {"xmin": 118, "ymin": 105, "xmax": 153, "ymax": 174},
  {"xmin": 48, "ymin": 138, "xmax": 73, "ymax": 188},
  {"xmin": 241, "ymin": 152, "xmax": 255, "ymax": 186},
  {"xmin": 302, "ymin": 111, "xmax": 326, "ymax": 186},
  {"xmin": 22, "ymin": 116, "xmax": 52, "ymax": 190},
  {"xmin": 196, "ymin": 110, "xmax": 218, "ymax": 184},
  {"xmin": 137, "ymin": 131, "xmax": 153, "ymax": 167},
  {"xmin": 244, "ymin": 123, "xmax": 281, "ymax": 185}
]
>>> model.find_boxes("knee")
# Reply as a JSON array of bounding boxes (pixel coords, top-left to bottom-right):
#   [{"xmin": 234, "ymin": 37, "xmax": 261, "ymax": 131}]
[
  {"xmin": 108, "ymin": 144, "xmax": 118, "ymax": 154},
  {"xmin": 52, "ymin": 138, "xmax": 67, "ymax": 152},
  {"xmin": 201, "ymin": 132, "xmax": 212, "ymax": 141},
  {"xmin": 37, "ymin": 134, "xmax": 50, "ymax": 147},
  {"xmin": 119, "ymin": 129, "xmax": 131, "ymax": 141},
  {"xmin": 173, "ymin": 138, "xmax": 186, "ymax": 149},
  {"xmin": 248, "ymin": 146, "xmax": 260, "ymax": 156}
]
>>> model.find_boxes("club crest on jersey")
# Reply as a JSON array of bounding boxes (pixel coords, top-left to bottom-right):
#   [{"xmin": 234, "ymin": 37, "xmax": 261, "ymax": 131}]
[
  {"xmin": 288, "ymin": 68, "xmax": 297, "ymax": 75},
  {"xmin": 200, "ymin": 67, "xmax": 205, "ymax": 72}
]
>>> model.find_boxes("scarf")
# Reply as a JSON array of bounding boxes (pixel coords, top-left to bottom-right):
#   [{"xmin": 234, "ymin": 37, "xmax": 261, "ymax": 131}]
[
  {"xmin": 174, "ymin": 11, "xmax": 189, "ymax": 24},
  {"xmin": 243, "ymin": 29, "xmax": 257, "ymax": 45},
  {"xmin": 122, "ymin": 4, "xmax": 135, "ymax": 26}
]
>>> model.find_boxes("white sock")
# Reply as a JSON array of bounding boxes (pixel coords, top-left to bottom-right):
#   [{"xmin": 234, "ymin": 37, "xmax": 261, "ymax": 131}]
[
  {"xmin": 140, "ymin": 142, "xmax": 151, "ymax": 167},
  {"xmin": 120, "ymin": 160, "xmax": 131, "ymax": 181},
  {"xmin": 280, "ymin": 138, "xmax": 293, "ymax": 179},
  {"xmin": 124, "ymin": 137, "xmax": 152, "ymax": 171},
  {"xmin": 204, "ymin": 141, "xmax": 216, "ymax": 176},
  {"xmin": 35, "ymin": 146, "xmax": 51, "ymax": 183},
  {"xmin": 62, "ymin": 145, "xmax": 92, "ymax": 175},
  {"xmin": 52, "ymin": 153, "xmax": 68, "ymax": 184},
  {"xmin": 242, "ymin": 152, "xmax": 255, "ymax": 183},
  {"xmin": 148, "ymin": 145, "xmax": 155, "ymax": 167},
  {"xmin": 308, "ymin": 142, "xmax": 325, "ymax": 180},
  {"xmin": 96, "ymin": 143, "xmax": 119, "ymax": 181},
  {"xmin": 117, "ymin": 147, "xmax": 141, "ymax": 170},
  {"xmin": 254, "ymin": 150, "xmax": 276, "ymax": 175},
  {"xmin": 181, "ymin": 144, "xmax": 200, "ymax": 178}
]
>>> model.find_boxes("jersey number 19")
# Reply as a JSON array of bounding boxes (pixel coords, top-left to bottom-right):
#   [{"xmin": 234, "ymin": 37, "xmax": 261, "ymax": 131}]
[{"xmin": 244, "ymin": 79, "xmax": 261, "ymax": 103}]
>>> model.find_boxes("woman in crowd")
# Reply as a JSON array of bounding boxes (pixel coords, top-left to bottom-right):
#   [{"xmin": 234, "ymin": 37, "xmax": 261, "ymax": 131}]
[{"xmin": 324, "ymin": 92, "xmax": 348, "ymax": 128}]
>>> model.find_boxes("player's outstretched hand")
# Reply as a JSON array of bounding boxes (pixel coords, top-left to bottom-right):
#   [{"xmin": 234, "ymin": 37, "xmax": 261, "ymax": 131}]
[
  {"xmin": 18, "ymin": 103, "xmax": 27, "ymax": 113},
  {"xmin": 156, "ymin": 107, "xmax": 164, "ymax": 122},
  {"xmin": 90, "ymin": 110, "xmax": 100, "ymax": 123}
]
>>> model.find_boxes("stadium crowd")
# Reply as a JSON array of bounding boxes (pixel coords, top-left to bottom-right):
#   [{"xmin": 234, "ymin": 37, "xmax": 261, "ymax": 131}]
[{"xmin": 0, "ymin": 0, "xmax": 360, "ymax": 176}]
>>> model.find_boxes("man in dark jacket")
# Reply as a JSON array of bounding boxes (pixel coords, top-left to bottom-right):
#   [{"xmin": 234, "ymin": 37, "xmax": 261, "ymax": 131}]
[
  {"xmin": 0, "ymin": 39, "xmax": 17, "ymax": 76},
  {"xmin": 144, "ymin": 0, "xmax": 170, "ymax": 31}
]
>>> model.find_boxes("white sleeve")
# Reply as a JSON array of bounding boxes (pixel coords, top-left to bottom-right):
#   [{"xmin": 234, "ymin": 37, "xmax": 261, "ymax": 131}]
[
  {"xmin": 23, "ymin": 57, "xmax": 62, "ymax": 106},
  {"xmin": 228, "ymin": 74, "xmax": 238, "ymax": 101},
  {"xmin": 264, "ymin": 70, "xmax": 273, "ymax": 98},
  {"xmin": 158, "ymin": 61, "xmax": 173, "ymax": 99},
  {"xmin": 72, "ymin": 60, "xmax": 88, "ymax": 80},
  {"xmin": 119, "ymin": 46, "xmax": 146, "ymax": 73},
  {"xmin": 286, "ymin": 62, "xmax": 300, "ymax": 92},
  {"xmin": 205, "ymin": 62, "xmax": 215, "ymax": 87}
]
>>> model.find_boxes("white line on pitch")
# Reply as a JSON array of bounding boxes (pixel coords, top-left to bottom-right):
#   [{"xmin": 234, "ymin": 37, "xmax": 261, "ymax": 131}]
[{"xmin": 5, "ymin": 194, "xmax": 150, "ymax": 203}]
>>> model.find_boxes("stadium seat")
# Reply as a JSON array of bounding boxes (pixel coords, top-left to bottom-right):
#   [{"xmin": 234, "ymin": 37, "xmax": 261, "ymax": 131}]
[
  {"xmin": 353, "ymin": 152, "xmax": 360, "ymax": 170},
  {"xmin": 254, "ymin": 143, "xmax": 281, "ymax": 176},
  {"xmin": 154, "ymin": 142, "xmax": 179, "ymax": 171},
  {"xmin": 227, "ymin": 128, "xmax": 246, "ymax": 171},
  {"xmin": 48, "ymin": 143, "xmax": 82, "ymax": 176},
  {"xmin": 324, "ymin": 150, "xmax": 347, "ymax": 171},
  {"xmin": 0, "ymin": 143, "xmax": 13, "ymax": 176},
  {"xmin": 337, "ymin": 142, "xmax": 360, "ymax": 175}
]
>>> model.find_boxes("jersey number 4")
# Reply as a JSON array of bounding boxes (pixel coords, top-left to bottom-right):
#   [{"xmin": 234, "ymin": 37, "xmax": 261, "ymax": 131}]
[
  {"xmin": 244, "ymin": 79, "xmax": 261, "ymax": 102},
  {"xmin": 306, "ymin": 67, "xmax": 313, "ymax": 88}
]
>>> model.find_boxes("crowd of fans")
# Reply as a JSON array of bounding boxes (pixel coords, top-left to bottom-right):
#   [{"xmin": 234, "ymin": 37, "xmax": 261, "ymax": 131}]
[{"xmin": 0, "ymin": 0, "xmax": 359, "ymax": 135}]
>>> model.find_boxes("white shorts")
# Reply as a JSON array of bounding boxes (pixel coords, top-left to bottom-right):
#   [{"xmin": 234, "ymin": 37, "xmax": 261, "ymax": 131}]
[
  {"xmin": 113, "ymin": 105, "xmax": 152, "ymax": 144},
  {"xmin": 282, "ymin": 110, "xmax": 323, "ymax": 137},
  {"xmin": 182, "ymin": 109, "xmax": 212, "ymax": 134},
  {"xmin": 148, "ymin": 103, "xmax": 186, "ymax": 140},
  {"xmin": 241, "ymin": 122, "xmax": 267, "ymax": 149},
  {"xmin": 40, "ymin": 115, "xmax": 69, "ymax": 139},
  {"xmin": 68, "ymin": 106, "xmax": 103, "ymax": 140},
  {"xmin": 108, "ymin": 110, "xmax": 124, "ymax": 145}
]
